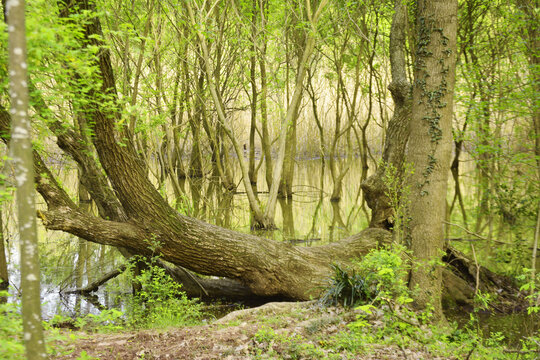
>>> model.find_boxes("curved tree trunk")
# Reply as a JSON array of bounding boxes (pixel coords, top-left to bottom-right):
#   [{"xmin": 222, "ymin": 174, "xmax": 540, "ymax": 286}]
[{"xmin": 361, "ymin": 0, "xmax": 411, "ymax": 230}]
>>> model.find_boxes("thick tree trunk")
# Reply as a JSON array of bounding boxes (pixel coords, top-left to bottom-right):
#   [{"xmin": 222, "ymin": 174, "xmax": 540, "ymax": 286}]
[
  {"xmin": 406, "ymin": 0, "xmax": 458, "ymax": 319},
  {"xmin": 41, "ymin": 202, "xmax": 391, "ymax": 299}
]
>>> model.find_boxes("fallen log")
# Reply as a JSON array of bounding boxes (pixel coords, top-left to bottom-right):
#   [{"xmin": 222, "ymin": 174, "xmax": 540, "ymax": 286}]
[{"xmin": 65, "ymin": 265, "xmax": 127, "ymax": 295}]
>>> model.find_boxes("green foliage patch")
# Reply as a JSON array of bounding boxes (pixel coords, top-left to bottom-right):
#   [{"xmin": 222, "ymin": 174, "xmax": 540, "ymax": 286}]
[
  {"xmin": 311, "ymin": 247, "xmax": 540, "ymax": 359},
  {"xmin": 320, "ymin": 246, "xmax": 410, "ymax": 308},
  {"xmin": 0, "ymin": 291, "xmax": 25, "ymax": 360},
  {"xmin": 123, "ymin": 256, "xmax": 203, "ymax": 329},
  {"xmin": 0, "ymin": 290, "xmax": 77, "ymax": 360}
]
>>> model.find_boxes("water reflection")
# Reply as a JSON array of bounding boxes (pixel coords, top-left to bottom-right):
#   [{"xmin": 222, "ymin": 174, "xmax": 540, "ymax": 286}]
[{"xmin": 171, "ymin": 158, "xmax": 369, "ymax": 241}]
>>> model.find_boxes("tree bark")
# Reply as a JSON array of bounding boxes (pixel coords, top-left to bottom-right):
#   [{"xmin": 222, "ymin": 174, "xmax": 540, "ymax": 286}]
[
  {"xmin": 258, "ymin": 0, "xmax": 273, "ymax": 191},
  {"xmin": 405, "ymin": 0, "xmax": 458, "ymax": 319},
  {"xmin": 6, "ymin": 0, "xmax": 47, "ymax": 357},
  {"xmin": 248, "ymin": 0, "xmax": 259, "ymax": 193},
  {"xmin": 361, "ymin": 0, "xmax": 412, "ymax": 230}
]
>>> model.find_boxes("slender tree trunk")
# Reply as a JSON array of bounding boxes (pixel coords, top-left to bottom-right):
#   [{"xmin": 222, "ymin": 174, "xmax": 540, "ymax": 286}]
[
  {"xmin": 449, "ymin": 120, "xmax": 469, "ymax": 227},
  {"xmin": 329, "ymin": 59, "xmax": 343, "ymax": 202},
  {"xmin": 279, "ymin": 197, "xmax": 295, "ymax": 239},
  {"xmin": 258, "ymin": 1, "xmax": 273, "ymax": 191},
  {"xmin": 280, "ymin": 123, "xmax": 296, "ymax": 199},
  {"xmin": 6, "ymin": 0, "xmax": 47, "ymax": 356},
  {"xmin": 533, "ymin": 205, "xmax": 539, "ymax": 290},
  {"xmin": 516, "ymin": 0, "xmax": 539, "ymax": 293},
  {"xmin": 406, "ymin": 0, "xmax": 458, "ymax": 320},
  {"xmin": 248, "ymin": 0, "xmax": 259, "ymax": 194},
  {"xmin": 0, "ymin": 207, "xmax": 8, "ymax": 302},
  {"xmin": 265, "ymin": 0, "xmax": 328, "ymax": 219},
  {"xmin": 75, "ymin": 179, "xmax": 90, "ymax": 289},
  {"xmin": 474, "ymin": 85, "xmax": 492, "ymax": 233},
  {"xmin": 189, "ymin": 68, "xmax": 205, "ymax": 178},
  {"xmin": 306, "ymin": 67, "xmax": 326, "ymax": 161},
  {"xmin": 356, "ymin": 19, "xmax": 375, "ymax": 201}
]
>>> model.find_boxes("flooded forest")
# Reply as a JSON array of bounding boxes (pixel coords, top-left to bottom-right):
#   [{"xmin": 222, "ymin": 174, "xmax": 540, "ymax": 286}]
[{"xmin": 0, "ymin": 0, "xmax": 539, "ymax": 359}]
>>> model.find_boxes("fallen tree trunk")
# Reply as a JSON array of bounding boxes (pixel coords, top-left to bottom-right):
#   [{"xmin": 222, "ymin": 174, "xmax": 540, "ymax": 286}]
[
  {"xmin": 40, "ymin": 195, "xmax": 392, "ymax": 300},
  {"xmin": 63, "ymin": 260, "xmax": 257, "ymax": 301}
]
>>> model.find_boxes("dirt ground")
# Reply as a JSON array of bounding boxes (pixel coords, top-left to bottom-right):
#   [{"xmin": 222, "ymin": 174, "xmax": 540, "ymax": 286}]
[{"xmin": 53, "ymin": 302, "xmax": 447, "ymax": 360}]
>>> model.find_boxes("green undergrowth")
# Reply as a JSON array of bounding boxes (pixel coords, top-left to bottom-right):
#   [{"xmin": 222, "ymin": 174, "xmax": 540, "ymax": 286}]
[
  {"xmin": 67, "ymin": 256, "xmax": 204, "ymax": 332},
  {"xmin": 48, "ymin": 253, "xmax": 204, "ymax": 334},
  {"xmin": 3, "ymin": 247, "xmax": 539, "ymax": 359},
  {"xmin": 0, "ymin": 290, "xmax": 78, "ymax": 360},
  {"xmin": 120, "ymin": 255, "xmax": 204, "ymax": 329},
  {"xmin": 0, "ymin": 291, "xmax": 25, "ymax": 359},
  {"xmin": 247, "ymin": 247, "xmax": 540, "ymax": 359},
  {"xmin": 0, "ymin": 252, "xmax": 204, "ymax": 359}
]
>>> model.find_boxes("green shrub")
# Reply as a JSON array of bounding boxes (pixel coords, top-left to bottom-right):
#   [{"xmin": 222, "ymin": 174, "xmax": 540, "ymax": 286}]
[
  {"xmin": 0, "ymin": 291, "xmax": 24, "ymax": 360},
  {"xmin": 320, "ymin": 246, "xmax": 410, "ymax": 307},
  {"xmin": 319, "ymin": 264, "xmax": 373, "ymax": 307},
  {"xmin": 124, "ymin": 257, "xmax": 203, "ymax": 329},
  {"xmin": 74, "ymin": 309, "xmax": 125, "ymax": 332},
  {"xmin": 353, "ymin": 246, "xmax": 410, "ymax": 304}
]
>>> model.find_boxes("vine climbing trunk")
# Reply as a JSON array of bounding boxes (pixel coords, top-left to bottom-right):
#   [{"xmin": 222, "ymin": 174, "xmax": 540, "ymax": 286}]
[{"xmin": 405, "ymin": 0, "xmax": 458, "ymax": 320}]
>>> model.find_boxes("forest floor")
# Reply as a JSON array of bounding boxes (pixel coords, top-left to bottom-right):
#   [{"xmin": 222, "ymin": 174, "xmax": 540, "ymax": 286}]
[{"xmin": 53, "ymin": 301, "xmax": 452, "ymax": 360}]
